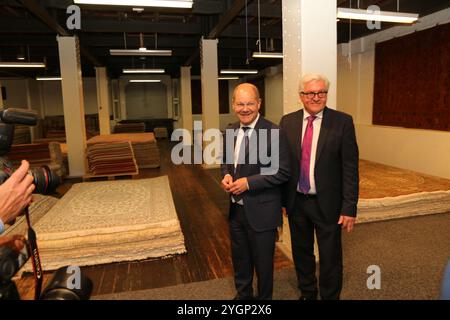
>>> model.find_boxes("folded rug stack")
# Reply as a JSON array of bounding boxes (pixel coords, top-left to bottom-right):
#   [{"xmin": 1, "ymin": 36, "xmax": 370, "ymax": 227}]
[
  {"xmin": 86, "ymin": 141, "xmax": 138, "ymax": 176},
  {"xmin": 7, "ymin": 142, "xmax": 66, "ymax": 176},
  {"xmin": 12, "ymin": 125, "xmax": 31, "ymax": 144},
  {"xmin": 114, "ymin": 122, "xmax": 145, "ymax": 133},
  {"xmin": 22, "ymin": 176, "xmax": 186, "ymax": 271},
  {"xmin": 87, "ymin": 133, "xmax": 160, "ymax": 169}
]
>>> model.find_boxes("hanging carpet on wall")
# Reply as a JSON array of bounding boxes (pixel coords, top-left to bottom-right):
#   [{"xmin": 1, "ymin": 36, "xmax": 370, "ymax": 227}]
[{"xmin": 21, "ymin": 176, "xmax": 186, "ymax": 272}]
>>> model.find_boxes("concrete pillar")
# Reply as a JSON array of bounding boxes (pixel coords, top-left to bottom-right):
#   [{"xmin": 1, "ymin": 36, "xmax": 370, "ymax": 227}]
[
  {"xmin": 95, "ymin": 67, "xmax": 111, "ymax": 135},
  {"xmin": 118, "ymin": 79, "xmax": 127, "ymax": 120},
  {"xmin": 180, "ymin": 66, "xmax": 193, "ymax": 145},
  {"xmin": 282, "ymin": 0, "xmax": 337, "ymax": 114},
  {"xmin": 0, "ymin": 81, "xmax": 4, "ymax": 109},
  {"xmin": 200, "ymin": 38, "xmax": 220, "ymax": 167},
  {"xmin": 57, "ymin": 35, "xmax": 87, "ymax": 177},
  {"xmin": 280, "ymin": 0, "xmax": 337, "ymax": 260}
]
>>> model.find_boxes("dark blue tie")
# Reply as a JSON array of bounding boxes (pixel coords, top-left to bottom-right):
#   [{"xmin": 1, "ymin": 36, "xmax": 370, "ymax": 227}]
[{"xmin": 233, "ymin": 126, "xmax": 250, "ymax": 202}]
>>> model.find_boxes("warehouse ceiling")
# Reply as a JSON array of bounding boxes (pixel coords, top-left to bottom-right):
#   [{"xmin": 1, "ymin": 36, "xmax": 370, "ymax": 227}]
[{"xmin": 0, "ymin": 0, "xmax": 448, "ymax": 78}]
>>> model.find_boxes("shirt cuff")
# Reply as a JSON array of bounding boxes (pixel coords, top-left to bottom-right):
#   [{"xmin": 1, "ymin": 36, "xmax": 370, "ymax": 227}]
[{"xmin": 0, "ymin": 219, "xmax": 4, "ymax": 235}]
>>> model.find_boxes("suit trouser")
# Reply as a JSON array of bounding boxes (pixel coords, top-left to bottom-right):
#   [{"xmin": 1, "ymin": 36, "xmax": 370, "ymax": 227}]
[
  {"xmin": 288, "ymin": 193, "xmax": 343, "ymax": 300},
  {"xmin": 229, "ymin": 202, "xmax": 277, "ymax": 300}
]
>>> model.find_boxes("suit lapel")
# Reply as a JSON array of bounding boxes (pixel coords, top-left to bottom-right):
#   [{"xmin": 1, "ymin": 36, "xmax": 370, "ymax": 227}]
[
  {"xmin": 315, "ymin": 107, "xmax": 330, "ymax": 165},
  {"xmin": 294, "ymin": 110, "xmax": 304, "ymax": 162},
  {"xmin": 246, "ymin": 116, "xmax": 263, "ymax": 161}
]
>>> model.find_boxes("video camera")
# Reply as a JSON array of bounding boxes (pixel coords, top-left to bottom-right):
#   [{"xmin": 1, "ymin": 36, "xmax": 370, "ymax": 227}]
[{"xmin": 0, "ymin": 108, "xmax": 92, "ymax": 300}]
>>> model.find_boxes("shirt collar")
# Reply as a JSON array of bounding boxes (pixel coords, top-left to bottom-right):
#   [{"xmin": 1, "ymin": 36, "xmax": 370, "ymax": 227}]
[
  {"xmin": 240, "ymin": 113, "xmax": 260, "ymax": 130},
  {"xmin": 303, "ymin": 108, "xmax": 324, "ymax": 120}
]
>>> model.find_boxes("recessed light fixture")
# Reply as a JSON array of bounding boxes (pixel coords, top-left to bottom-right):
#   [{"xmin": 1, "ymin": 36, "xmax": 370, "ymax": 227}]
[
  {"xmin": 129, "ymin": 79, "xmax": 162, "ymax": 83},
  {"xmin": 123, "ymin": 68, "xmax": 165, "ymax": 74},
  {"xmin": 74, "ymin": 0, "xmax": 193, "ymax": 9},
  {"xmin": 252, "ymin": 52, "xmax": 283, "ymax": 59},
  {"xmin": 0, "ymin": 62, "xmax": 46, "ymax": 68},
  {"xmin": 132, "ymin": 7, "xmax": 144, "ymax": 12},
  {"xmin": 109, "ymin": 49, "xmax": 172, "ymax": 56},
  {"xmin": 36, "ymin": 76, "xmax": 62, "ymax": 81},
  {"xmin": 220, "ymin": 69, "xmax": 258, "ymax": 75},
  {"xmin": 336, "ymin": 7, "xmax": 419, "ymax": 23},
  {"xmin": 218, "ymin": 76, "xmax": 239, "ymax": 80}
]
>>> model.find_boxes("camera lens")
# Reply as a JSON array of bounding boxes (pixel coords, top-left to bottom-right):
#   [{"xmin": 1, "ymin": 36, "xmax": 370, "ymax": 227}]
[{"xmin": 29, "ymin": 166, "xmax": 61, "ymax": 194}]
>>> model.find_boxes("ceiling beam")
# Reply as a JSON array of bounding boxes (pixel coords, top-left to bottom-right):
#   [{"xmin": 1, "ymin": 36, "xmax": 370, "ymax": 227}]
[
  {"xmin": 185, "ymin": 0, "xmax": 255, "ymax": 66},
  {"xmin": 19, "ymin": 0, "xmax": 102, "ymax": 67}
]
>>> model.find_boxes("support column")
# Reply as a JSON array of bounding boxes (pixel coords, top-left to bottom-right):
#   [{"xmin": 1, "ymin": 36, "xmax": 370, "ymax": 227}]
[
  {"xmin": 95, "ymin": 67, "xmax": 111, "ymax": 135},
  {"xmin": 200, "ymin": 38, "xmax": 220, "ymax": 167},
  {"xmin": 0, "ymin": 81, "xmax": 4, "ymax": 109},
  {"xmin": 118, "ymin": 79, "xmax": 127, "ymax": 120},
  {"xmin": 180, "ymin": 66, "xmax": 193, "ymax": 145},
  {"xmin": 280, "ymin": 0, "xmax": 337, "ymax": 260},
  {"xmin": 282, "ymin": 0, "xmax": 337, "ymax": 114},
  {"xmin": 57, "ymin": 35, "xmax": 87, "ymax": 177}
]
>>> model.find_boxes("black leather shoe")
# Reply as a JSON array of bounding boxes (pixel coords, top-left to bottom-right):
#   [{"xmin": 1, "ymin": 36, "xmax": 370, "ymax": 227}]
[
  {"xmin": 299, "ymin": 293, "xmax": 318, "ymax": 300},
  {"xmin": 233, "ymin": 295, "xmax": 254, "ymax": 300}
]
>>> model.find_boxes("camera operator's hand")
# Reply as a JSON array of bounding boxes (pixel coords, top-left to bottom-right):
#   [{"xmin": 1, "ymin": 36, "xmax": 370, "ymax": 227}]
[
  {"xmin": 0, "ymin": 234, "xmax": 26, "ymax": 252},
  {"xmin": 0, "ymin": 160, "xmax": 35, "ymax": 226}
]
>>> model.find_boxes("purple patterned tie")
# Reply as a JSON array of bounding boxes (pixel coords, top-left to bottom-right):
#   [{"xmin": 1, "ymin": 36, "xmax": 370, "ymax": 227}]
[{"xmin": 299, "ymin": 115, "xmax": 316, "ymax": 194}]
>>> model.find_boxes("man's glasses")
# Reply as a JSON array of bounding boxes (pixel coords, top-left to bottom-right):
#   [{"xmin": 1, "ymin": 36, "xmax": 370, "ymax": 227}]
[{"xmin": 300, "ymin": 91, "xmax": 328, "ymax": 99}]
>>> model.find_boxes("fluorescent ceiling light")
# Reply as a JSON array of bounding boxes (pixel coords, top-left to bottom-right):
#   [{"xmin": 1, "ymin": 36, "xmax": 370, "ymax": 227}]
[
  {"xmin": 252, "ymin": 52, "xmax": 283, "ymax": 59},
  {"xmin": 74, "ymin": 0, "xmax": 193, "ymax": 9},
  {"xmin": 220, "ymin": 69, "xmax": 258, "ymax": 75},
  {"xmin": 218, "ymin": 76, "xmax": 239, "ymax": 80},
  {"xmin": 109, "ymin": 49, "xmax": 172, "ymax": 56},
  {"xmin": 336, "ymin": 7, "xmax": 418, "ymax": 23},
  {"xmin": 129, "ymin": 79, "xmax": 161, "ymax": 83},
  {"xmin": 0, "ymin": 62, "xmax": 45, "ymax": 68},
  {"xmin": 123, "ymin": 68, "xmax": 165, "ymax": 73},
  {"xmin": 36, "ymin": 76, "xmax": 62, "ymax": 81}
]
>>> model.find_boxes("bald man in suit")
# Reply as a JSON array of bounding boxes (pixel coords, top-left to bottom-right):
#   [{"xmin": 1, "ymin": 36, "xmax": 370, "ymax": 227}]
[{"xmin": 221, "ymin": 83, "xmax": 290, "ymax": 300}]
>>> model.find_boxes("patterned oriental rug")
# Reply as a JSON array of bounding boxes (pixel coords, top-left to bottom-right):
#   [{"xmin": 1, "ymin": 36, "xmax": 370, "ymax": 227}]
[
  {"xmin": 22, "ymin": 176, "xmax": 186, "ymax": 272},
  {"xmin": 357, "ymin": 160, "xmax": 450, "ymax": 222}
]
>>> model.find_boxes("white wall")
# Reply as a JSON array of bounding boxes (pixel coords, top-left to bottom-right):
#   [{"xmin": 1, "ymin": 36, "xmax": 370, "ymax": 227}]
[
  {"xmin": 1, "ymin": 79, "xmax": 28, "ymax": 108},
  {"xmin": 337, "ymin": 8, "xmax": 450, "ymax": 179},
  {"xmin": 118, "ymin": 75, "xmax": 173, "ymax": 120},
  {"xmin": 1, "ymin": 78, "xmax": 99, "ymax": 116},
  {"xmin": 264, "ymin": 67, "xmax": 284, "ymax": 125}
]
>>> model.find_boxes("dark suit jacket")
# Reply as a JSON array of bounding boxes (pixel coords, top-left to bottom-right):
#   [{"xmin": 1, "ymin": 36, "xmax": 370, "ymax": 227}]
[
  {"xmin": 221, "ymin": 116, "xmax": 290, "ymax": 232},
  {"xmin": 280, "ymin": 107, "xmax": 359, "ymax": 223}
]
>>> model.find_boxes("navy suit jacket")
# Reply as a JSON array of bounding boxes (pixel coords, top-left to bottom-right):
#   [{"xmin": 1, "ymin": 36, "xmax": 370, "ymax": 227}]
[
  {"xmin": 280, "ymin": 107, "xmax": 359, "ymax": 223},
  {"xmin": 221, "ymin": 116, "xmax": 290, "ymax": 232}
]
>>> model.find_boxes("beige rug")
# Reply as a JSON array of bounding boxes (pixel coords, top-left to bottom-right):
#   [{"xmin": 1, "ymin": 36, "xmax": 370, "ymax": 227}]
[
  {"xmin": 3, "ymin": 194, "xmax": 59, "ymax": 237},
  {"xmin": 22, "ymin": 176, "xmax": 186, "ymax": 271}
]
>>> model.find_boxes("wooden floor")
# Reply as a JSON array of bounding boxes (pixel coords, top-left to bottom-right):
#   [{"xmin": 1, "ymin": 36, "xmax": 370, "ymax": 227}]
[{"xmin": 15, "ymin": 140, "xmax": 293, "ymax": 299}]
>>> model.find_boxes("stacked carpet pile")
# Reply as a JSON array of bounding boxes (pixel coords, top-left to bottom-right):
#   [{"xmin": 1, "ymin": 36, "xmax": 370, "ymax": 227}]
[
  {"xmin": 22, "ymin": 176, "xmax": 186, "ymax": 271},
  {"xmin": 7, "ymin": 142, "xmax": 66, "ymax": 176},
  {"xmin": 87, "ymin": 133, "xmax": 160, "ymax": 169},
  {"xmin": 86, "ymin": 141, "xmax": 138, "ymax": 176},
  {"xmin": 356, "ymin": 160, "xmax": 450, "ymax": 222},
  {"xmin": 114, "ymin": 122, "xmax": 145, "ymax": 133},
  {"xmin": 12, "ymin": 125, "xmax": 31, "ymax": 144},
  {"xmin": 153, "ymin": 127, "xmax": 168, "ymax": 139}
]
